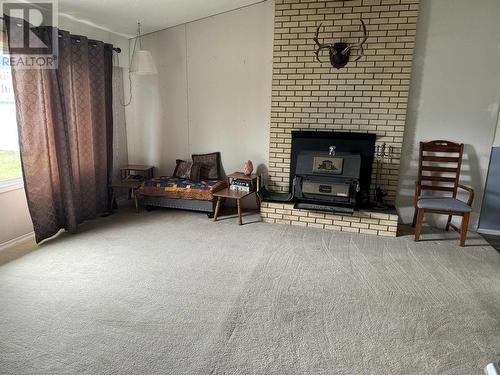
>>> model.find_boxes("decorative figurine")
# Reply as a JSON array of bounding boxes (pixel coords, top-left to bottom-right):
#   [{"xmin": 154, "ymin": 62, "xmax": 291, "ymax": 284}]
[{"xmin": 243, "ymin": 160, "xmax": 253, "ymax": 176}]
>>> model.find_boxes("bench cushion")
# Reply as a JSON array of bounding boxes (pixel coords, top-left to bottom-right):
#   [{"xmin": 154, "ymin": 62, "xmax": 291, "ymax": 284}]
[{"xmin": 138, "ymin": 177, "xmax": 226, "ymax": 201}]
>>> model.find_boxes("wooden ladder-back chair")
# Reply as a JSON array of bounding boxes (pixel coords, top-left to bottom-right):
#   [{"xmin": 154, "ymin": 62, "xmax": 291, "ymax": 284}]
[{"xmin": 412, "ymin": 140, "xmax": 474, "ymax": 247}]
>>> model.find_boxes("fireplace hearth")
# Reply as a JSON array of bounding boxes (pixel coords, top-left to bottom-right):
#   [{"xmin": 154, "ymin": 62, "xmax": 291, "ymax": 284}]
[{"xmin": 260, "ymin": 130, "xmax": 398, "ymax": 236}]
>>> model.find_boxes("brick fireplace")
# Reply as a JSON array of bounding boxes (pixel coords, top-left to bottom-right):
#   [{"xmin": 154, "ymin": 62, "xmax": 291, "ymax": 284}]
[{"xmin": 261, "ymin": 0, "xmax": 420, "ymax": 236}]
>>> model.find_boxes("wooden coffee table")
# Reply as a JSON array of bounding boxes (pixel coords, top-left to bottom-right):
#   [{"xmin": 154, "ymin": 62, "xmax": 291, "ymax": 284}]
[{"xmin": 213, "ymin": 188, "xmax": 254, "ymax": 225}]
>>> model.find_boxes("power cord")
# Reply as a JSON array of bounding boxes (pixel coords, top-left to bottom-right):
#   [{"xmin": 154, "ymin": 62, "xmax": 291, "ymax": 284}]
[{"xmin": 113, "ymin": 22, "xmax": 141, "ymax": 107}]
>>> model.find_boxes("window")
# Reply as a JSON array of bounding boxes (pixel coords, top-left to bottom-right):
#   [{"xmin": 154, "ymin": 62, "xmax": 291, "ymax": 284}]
[{"xmin": 0, "ymin": 42, "xmax": 23, "ymax": 192}]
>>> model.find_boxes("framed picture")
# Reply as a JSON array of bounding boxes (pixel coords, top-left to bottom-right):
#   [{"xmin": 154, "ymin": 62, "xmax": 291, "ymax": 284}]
[{"xmin": 312, "ymin": 156, "xmax": 343, "ymax": 174}]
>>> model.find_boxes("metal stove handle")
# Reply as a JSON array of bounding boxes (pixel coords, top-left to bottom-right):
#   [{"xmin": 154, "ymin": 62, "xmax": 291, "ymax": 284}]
[{"xmin": 329, "ymin": 145, "xmax": 336, "ymax": 157}]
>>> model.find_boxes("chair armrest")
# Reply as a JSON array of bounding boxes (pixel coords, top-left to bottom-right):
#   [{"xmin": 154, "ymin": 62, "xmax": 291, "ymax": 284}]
[{"xmin": 457, "ymin": 184, "xmax": 474, "ymax": 206}]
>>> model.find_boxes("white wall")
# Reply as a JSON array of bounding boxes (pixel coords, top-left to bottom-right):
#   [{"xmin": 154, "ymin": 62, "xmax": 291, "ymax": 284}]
[
  {"xmin": 0, "ymin": 189, "xmax": 33, "ymax": 245},
  {"xmin": 125, "ymin": 25, "xmax": 189, "ymax": 172},
  {"xmin": 0, "ymin": 16, "xmax": 129, "ymax": 246},
  {"xmin": 493, "ymin": 106, "xmax": 500, "ymax": 147},
  {"xmin": 126, "ymin": 1, "xmax": 274, "ymax": 178},
  {"xmin": 59, "ymin": 15, "xmax": 129, "ymax": 68},
  {"xmin": 397, "ymin": 0, "xmax": 500, "ymax": 228}
]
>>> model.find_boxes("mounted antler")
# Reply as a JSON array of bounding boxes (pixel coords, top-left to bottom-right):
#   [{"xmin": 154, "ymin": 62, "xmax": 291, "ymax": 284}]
[
  {"xmin": 313, "ymin": 18, "xmax": 368, "ymax": 69},
  {"xmin": 341, "ymin": 19, "xmax": 368, "ymax": 62},
  {"xmin": 313, "ymin": 23, "xmax": 334, "ymax": 63}
]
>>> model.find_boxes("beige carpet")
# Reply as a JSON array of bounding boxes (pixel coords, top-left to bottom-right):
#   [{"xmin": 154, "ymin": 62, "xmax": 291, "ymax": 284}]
[{"xmin": 0, "ymin": 209, "xmax": 499, "ymax": 374}]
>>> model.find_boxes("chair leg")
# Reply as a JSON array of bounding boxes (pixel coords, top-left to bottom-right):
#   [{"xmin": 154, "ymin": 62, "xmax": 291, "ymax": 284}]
[
  {"xmin": 414, "ymin": 208, "xmax": 425, "ymax": 242},
  {"xmin": 412, "ymin": 207, "xmax": 418, "ymax": 228},
  {"xmin": 445, "ymin": 215, "xmax": 453, "ymax": 231},
  {"xmin": 459, "ymin": 213, "xmax": 470, "ymax": 247}
]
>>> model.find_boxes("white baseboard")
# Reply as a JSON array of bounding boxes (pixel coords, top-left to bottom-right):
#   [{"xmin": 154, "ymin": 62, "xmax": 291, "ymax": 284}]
[
  {"xmin": 0, "ymin": 232, "xmax": 35, "ymax": 251},
  {"xmin": 477, "ymin": 228, "xmax": 500, "ymax": 236}
]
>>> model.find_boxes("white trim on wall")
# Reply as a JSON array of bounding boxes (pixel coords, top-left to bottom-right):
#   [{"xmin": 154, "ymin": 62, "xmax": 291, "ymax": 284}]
[
  {"xmin": 477, "ymin": 228, "xmax": 500, "ymax": 236},
  {"xmin": 0, "ymin": 177, "xmax": 24, "ymax": 194},
  {"xmin": 0, "ymin": 231, "xmax": 35, "ymax": 251}
]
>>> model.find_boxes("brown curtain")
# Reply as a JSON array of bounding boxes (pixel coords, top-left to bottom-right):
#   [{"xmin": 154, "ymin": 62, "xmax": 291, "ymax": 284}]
[{"xmin": 7, "ymin": 21, "xmax": 114, "ymax": 243}]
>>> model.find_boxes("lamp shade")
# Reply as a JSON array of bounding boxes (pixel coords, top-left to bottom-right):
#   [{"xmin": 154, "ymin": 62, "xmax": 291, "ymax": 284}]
[{"xmin": 130, "ymin": 50, "xmax": 157, "ymax": 75}]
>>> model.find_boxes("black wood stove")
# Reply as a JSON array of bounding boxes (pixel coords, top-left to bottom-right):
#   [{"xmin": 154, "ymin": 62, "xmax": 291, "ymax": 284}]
[
  {"xmin": 290, "ymin": 131, "xmax": 376, "ymax": 213},
  {"xmin": 293, "ymin": 148, "xmax": 361, "ymax": 213}
]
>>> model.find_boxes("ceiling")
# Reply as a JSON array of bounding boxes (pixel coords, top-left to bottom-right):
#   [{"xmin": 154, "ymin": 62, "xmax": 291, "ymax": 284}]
[{"xmin": 58, "ymin": 0, "xmax": 265, "ymax": 38}]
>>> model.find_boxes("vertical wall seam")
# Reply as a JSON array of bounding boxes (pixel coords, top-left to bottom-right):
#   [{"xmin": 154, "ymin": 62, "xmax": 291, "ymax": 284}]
[{"xmin": 184, "ymin": 24, "xmax": 191, "ymax": 157}]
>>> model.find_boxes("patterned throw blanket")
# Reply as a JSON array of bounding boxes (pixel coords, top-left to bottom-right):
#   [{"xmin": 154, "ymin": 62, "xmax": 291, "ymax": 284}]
[{"xmin": 138, "ymin": 177, "xmax": 226, "ymax": 201}]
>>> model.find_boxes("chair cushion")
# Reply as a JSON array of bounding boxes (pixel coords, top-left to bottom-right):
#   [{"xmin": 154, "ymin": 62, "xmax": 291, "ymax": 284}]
[{"xmin": 417, "ymin": 197, "xmax": 472, "ymax": 212}]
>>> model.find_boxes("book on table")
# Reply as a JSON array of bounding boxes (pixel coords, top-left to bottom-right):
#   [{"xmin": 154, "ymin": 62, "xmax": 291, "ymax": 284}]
[{"xmin": 230, "ymin": 178, "xmax": 252, "ymax": 192}]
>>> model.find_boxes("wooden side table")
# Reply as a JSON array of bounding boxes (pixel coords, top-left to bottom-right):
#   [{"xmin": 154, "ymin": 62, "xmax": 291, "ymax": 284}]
[
  {"xmin": 213, "ymin": 173, "xmax": 260, "ymax": 225},
  {"xmin": 120, "ymin": 165, "xmax": 154, "ymax": 181},
  {"xmin": 110, "ymin": 180, "xmax": 142, "ymax": 212},
  {"xmin": 111, "ymin": 164, "xmax": 154, "ymax": 212}
]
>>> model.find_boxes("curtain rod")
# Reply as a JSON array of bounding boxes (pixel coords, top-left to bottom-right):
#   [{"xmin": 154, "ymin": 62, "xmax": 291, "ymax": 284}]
[
  {"xmin": 65, "ymin": 34, "xmax": 121, "ymax": 53},
  {"xmin": 0, "ymin": 16, "xmax": 121, "ymax": 53}
]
